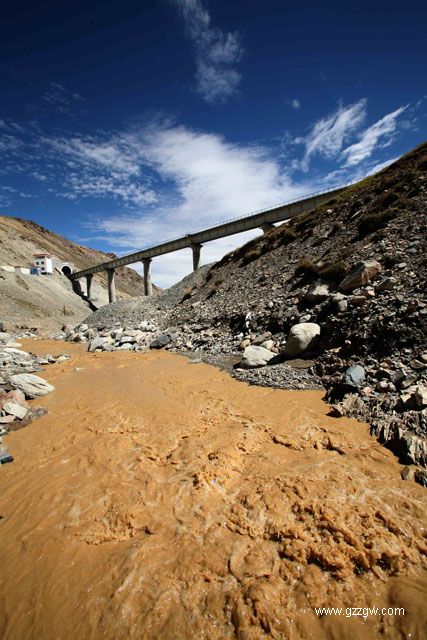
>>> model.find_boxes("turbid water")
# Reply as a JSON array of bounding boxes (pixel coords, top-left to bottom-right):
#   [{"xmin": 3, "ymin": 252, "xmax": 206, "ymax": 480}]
[{"xmin": 0, "ymin": 339, "xmax": 426, "ymax": 639}]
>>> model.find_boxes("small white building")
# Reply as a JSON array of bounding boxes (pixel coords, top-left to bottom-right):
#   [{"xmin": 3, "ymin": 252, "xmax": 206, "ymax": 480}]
[{"xmin": 33, "ymin": 253, "xmax": 53, "ymax": 275}]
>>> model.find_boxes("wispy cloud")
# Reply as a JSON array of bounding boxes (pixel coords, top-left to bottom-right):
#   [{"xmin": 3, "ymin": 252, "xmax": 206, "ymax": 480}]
[
  {"xmin": 341, "ymin": 105, "xmax": 408, "ymax": 166},
  {"xmin": 287, "ymin": 98, "xmax": 301, "ymax": 110},
  {"xmin": 41, "ymin": 82, "xmax": 85, "ymax": 114},
  {"xmin": 39, "ymin": 134, "xmax": 157, "ymax": 206},
  {"xmin": 296, "ymin": 99, "xmax": 367, "ymax": 170},
  {"xmin": 171, "ymin": 0, "xmax": 243, "ymax": 103}
]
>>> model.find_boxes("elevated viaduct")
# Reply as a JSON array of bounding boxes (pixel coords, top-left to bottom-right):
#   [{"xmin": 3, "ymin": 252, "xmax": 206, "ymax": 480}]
[{"xmin": 70, "ymin": 183, "xmax": 351, "ymax": 303}]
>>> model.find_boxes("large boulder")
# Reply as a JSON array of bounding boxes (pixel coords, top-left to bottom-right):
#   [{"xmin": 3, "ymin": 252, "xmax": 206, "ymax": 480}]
[
  {"xmin": 241, "ymin": 345, "xmax": 276, "ymax": 369},
  {"xmin": 283, "ymin": 323, "xmax": 321, "ymax": 358},
  {"xmin": 339, "ymin": 260, "xmax": 382, "ymax": 291},
  {"xmin": 9, "ymin": 374, "xmax": 55, "ymax": 399},
  {"xmin": 4, "ymin": 348, "xmax": 32, "ymax": 361}
]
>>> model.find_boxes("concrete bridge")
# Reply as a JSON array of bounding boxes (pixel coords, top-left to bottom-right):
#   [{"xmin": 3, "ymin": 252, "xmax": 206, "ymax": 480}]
[{"xmin": 70, "ymin": 182, "xmax": 352, "ymax": 302}]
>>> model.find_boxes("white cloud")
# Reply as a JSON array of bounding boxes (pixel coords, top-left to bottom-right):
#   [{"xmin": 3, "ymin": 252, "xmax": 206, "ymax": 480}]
[
  {"xmin": 40, "ymin": 134, "xmax": 157, "ymax": 206},
  {"xmin": 0, "ymin": 133, "xmax": 23, "ymax": 152},
  {"xmin": 43, "ymin": 136, "xmax": 140, "ymax": 176},
  {"xmin": 88, "ymin": 123, "xmax": 311, "ymax": 285},
  {"xmin": 297, "ymin": 99, "xmax": 367, "ymax": 170},
  {"xmin": 288, "ymin": 98, "xmax": 301, "ymax": 110},
  {"xmin": 171, "ymin": 0, "xmax": 243, "ymax": 103},
  {"xmin": 341, "ymin": 106, "xmax": 408, "ymax": 166},
  {"xmin": 41, "ymin": 82, "xmax": 85, "ymax": 114}
]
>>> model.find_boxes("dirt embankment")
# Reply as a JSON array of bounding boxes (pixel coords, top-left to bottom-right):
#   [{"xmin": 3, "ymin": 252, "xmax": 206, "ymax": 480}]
[{"xmin": 0, "ymin": 340, "xmax": 426, "ymax": 640}]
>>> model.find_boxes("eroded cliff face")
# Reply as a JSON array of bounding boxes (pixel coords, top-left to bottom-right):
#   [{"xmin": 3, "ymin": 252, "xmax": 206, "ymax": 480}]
[{"xmin": 0, "ymin": 340, "xmax": 426, "ymax": 640}]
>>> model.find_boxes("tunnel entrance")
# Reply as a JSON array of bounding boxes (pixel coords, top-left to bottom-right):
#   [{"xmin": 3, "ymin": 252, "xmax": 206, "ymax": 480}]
[{"xmin": 61, "ymin": 265, "xmax": 72, "ymax": 276}]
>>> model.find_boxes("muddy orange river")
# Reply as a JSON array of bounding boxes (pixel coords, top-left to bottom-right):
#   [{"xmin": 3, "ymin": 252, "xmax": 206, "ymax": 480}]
[{"xmin": 0, "ymin": 340, "xmax": 426, "ymax": 639}]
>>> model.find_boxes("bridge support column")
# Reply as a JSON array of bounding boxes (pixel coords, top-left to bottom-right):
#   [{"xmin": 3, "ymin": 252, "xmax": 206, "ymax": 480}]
[
  {"xmin": 142, "ymin": 258, "xmax": 153, "ymax": 296},
  {"xmin": 107, "ymin": 268, "xmax": 116, "ymax": 303},
  {"xmin": 192, "ymin": 243, "xmax": 202, "ymax": 271},
  {"xmin": 260, "ymin": 223, "xmax": 275, "ymax": 233},
  {"xmin": 86, "ymin": 274, "xmax": 93, "ymax": 300}
]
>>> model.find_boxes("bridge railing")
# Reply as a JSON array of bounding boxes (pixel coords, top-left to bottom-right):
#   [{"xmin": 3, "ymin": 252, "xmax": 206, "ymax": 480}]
[{"xmin": 121, "ymin": 177, "xmax": 361, "ymax": 253}]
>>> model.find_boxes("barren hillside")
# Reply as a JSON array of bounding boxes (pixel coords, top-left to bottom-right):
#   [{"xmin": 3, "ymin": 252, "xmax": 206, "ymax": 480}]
[{"xmin": 0, "ymin": 216, "xmax": 152, "ymax": 331}]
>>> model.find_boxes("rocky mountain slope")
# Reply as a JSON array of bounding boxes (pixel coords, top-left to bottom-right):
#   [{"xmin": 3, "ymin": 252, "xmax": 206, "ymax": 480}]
[
  {"xmin": 0, "ymin": 216, "xmax": 152, "ymax": 331},
  {"xmin": 73, "ymin": 142, "xmax": 426, "ymax": 478}
]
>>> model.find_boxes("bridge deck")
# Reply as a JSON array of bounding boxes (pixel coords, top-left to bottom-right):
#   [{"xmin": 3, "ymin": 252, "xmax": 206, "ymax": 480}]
[{"xmin": 71, "ymin": 183, "xmax": 350, "ymax": 279}]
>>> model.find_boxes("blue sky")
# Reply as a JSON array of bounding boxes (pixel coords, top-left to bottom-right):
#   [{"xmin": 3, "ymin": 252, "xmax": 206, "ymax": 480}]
[{"xmin": 1, "ymin": 0, "xmax": 426, "ymax": 286}]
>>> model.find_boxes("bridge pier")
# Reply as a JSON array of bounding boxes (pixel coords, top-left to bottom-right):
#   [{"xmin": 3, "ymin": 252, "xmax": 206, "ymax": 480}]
[
  {"xmin": 86, "ymin": 274, "xmax": 93, "ymax": 300},
  {"xmin": 192, "ymin": 243, "xmax": 202, "ymax": 271},
  {"xmin": 142, "ymin": 258, "xmax": 153, "ymax": 296},
  {"xmin": 107, "ymin": 268, "xmax": 116, "ymax": 303}
]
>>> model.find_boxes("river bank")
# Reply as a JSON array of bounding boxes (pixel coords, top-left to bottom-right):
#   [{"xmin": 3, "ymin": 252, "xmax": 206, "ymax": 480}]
[{"xmin": 0, "ymin": 340, "xmax": 426, "ymax": 639}]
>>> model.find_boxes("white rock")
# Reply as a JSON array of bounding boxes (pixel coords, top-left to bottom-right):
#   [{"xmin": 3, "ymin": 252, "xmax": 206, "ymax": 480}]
[
  {"xmin": 241, "ymin": 345, "xmax": 275, "ymax": 369},
  {"xmin": 88, "ymin": 337, "xmax": 109, "ymax": 352},
  {"xmin": 3, "ymin": 402, "xmax": 28, "ymax": 419},
  {"xmin": 9, "ymin": 374, "xmax": 55, "ymax": 398},
  {"xmin": 283, "ymin": 323, "xmax": 321, "ymax": 358},
  {"xmin": 260, "ymin": 339, "xmax": 275, "ymax": 350},
  {"xmin": 305, "ymin": 282, "xmax": 330, "ymax": 303},
  {"xmin": 4, "ymin": 348, "xmax": 32, "ymax": 360}
]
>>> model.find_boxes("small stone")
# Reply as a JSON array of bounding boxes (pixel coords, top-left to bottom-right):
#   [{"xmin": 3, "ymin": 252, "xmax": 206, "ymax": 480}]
[
  {"xmin": 0, "ymin": 451, "xmax": 13, "ymax": 464},
  {"xmin": 339, "ymin": 260, "xmax": 382, "ymax": 291},
  {"xmin": 414, "ymin": 469, "xmax": 427, "ymax": 487},
  {"xmin": 413, "ymin": 385, "xmax": 427, "ymax": 409},
  {"xmin": 88, "ymin": 337, "xmax": 109, "ymax": 352},
  {"xmin": 55, "ymin": 355, "xmax": 70, "ymax": 363},
  {"xmin": 260, "ymin": 339, "xmax": 274, "ymax": 350},
  {"xmin": 337, "ymin": 300, "xmax": 348, "ymax": 312},
  {"xmin": 376, "ymin": 276, "xmax": 397, "ymax": 291},
  {"xmin": 304, "ymin": 282, "xmax": 330, "ymax": 303},
  {"xmin": 3, "ymin": 403, "xmax": 28, "ymax": 419},
  {"xmin": 345, "ymin": 365, "xmax": 365, "ymax": 388},
  {"xmin": 4, "ymin": 389, "xmax": 26, "ymax": 407},
  {"xmin": 150, "ymin": 334, "xmax": 172, "ymax": 349},
  {"xmin": 410, "ymin": 359, "xmax": 426, "ymax": 370},
  {"xmin": 399, "ymin": 375, "xmax": 418, "ymax": 390},
  {"xmin": 401, "ymin": 466, "xmax": 415, "ymax": 481},
  {"xmin": 350, "ymin": 295, "xmax": 368, "ymax": 306}
]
